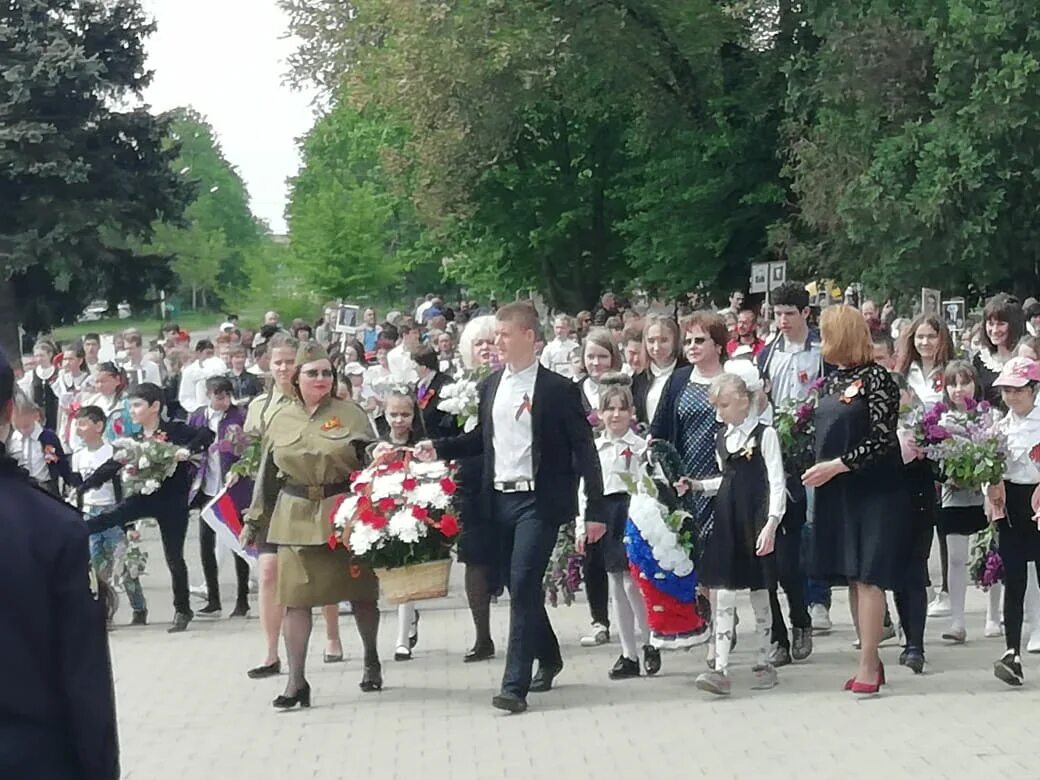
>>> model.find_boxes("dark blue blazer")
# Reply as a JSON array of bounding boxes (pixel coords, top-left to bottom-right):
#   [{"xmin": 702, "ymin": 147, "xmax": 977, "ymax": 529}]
[{"xmin": 0, "ymin": 453, "xmax": 119, "ymax": 780}]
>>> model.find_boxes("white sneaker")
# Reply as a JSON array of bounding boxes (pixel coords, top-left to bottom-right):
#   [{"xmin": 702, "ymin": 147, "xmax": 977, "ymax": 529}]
[
  {"xmin": 1028, "ymin": 630, "xmax": 1040, "ymax": 654},
  {"xmin": 984, "ymin": 620, "xmax": 1004, "ymax": 638},
  {"xmin": 927, "ymin": 591, "xmax": 951, "ymax": 618},
  {"xmin": 580, "ymin": 623, "xmax": 610, "ymax": 647},
  {"xmin": 810, "ymin": 604, "xmax": 832, "ymax": 634}
]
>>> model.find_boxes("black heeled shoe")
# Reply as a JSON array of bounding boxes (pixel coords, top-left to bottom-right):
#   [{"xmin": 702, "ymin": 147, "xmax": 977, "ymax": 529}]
[
  {"xmin": 463, "ymin": 641, "xmax": 495, "ymax": 663},
  {"xmin": 272, "ymin": 682, "xmax": 311, "ymax": 710},
  {"xmin": 359, "ymin": 662, "xmax": 383, "ymax": 692}
]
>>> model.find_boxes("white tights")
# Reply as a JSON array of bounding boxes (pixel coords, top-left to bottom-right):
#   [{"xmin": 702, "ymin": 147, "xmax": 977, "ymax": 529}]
[
  {"xmin": 714, "ymin": 589, "xmax": 770, "ymax": 674},
  {"xmin": 395, "ymin": 602, "xmax": 416, "ymax": 649},
  {"xmin": 609, "ymin": 571, "xmax": 648, "ymax": 661},
  {"xmin": 948, "ymin": 533, "xmax": 1005, "ymax": 631}
]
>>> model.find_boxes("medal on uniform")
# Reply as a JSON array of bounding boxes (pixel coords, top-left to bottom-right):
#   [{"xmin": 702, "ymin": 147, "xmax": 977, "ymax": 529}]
[{"xmin": 798, "ymin": 369, "xmax": 809, "ymax": 385}]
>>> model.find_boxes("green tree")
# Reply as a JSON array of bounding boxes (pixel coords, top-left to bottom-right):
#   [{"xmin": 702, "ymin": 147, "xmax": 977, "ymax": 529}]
[
  {"xmin": 0, "ymin": 0, "xmax": 192, "ymax": 355},
  {"xmin": 783, "ymin": 1, "xmax": 1040, "ymax": 298},
  {"xmin": 285, "ymin": 101, "xmax": 439, "ymax": 302}
]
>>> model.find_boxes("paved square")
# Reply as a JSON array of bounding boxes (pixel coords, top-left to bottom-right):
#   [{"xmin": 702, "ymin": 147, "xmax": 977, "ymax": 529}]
[{"xmin": 111, "ymin": 528, "xmax": 1040, "ymax": 780}]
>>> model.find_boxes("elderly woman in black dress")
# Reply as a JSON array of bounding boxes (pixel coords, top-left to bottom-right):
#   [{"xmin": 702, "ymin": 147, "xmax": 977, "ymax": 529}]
[{"xmin": 803, "ymin": 305, "xmax": 911, "ymax": 696}]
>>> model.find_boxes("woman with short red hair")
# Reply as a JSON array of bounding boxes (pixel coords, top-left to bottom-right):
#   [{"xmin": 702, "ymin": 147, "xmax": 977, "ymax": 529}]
[{"xmin": 803, "ymin": 305, "xmax": 912, "ymax": 695}]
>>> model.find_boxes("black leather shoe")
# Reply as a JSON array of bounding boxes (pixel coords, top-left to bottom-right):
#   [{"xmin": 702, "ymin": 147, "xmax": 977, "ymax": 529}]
[
  {"xmin": 167, "ymin": 611, "xmax": 193, "ymax": 634},
  {"xmin": 642, "ymin": 644, "xmax": 662, "ymax": 676},
  {"xmin": 492, "ymin": 691, "xmax": 528, "ymax": 714},
  {"xmin": 273, "ymin": 682, "xmax": 311, "ymax": 710},
  {"xmin": 197, "ymin": 602, "xmax": 222, "ymax": 618},
  {"xmin": 230, "ymin": 602, "xmax": 250, "ymax": 618},
  {"xmin": 609, "ymin": 655, "xmax": 641, "ymax": 680},
  {"xmin": 359, "ymin": 662, "xmax": 383, "ymax": 692},
  {"xmin": 247, "ymin": 660, "xmax": 281, "ymax": 679},
  {"xmin": 463, "ymin": 641, "xmax": 496, "ymax": 663},
  {"xmin": 130, "ymin": 610, "xmax": 148, "ymax": 626},
  {"xmin": 529, "ymin": 662, "xmax": 563, "ymax": 693}
]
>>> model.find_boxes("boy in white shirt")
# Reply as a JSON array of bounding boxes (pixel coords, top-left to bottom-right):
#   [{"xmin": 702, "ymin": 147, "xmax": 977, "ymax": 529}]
[
  {"xmin": 540, "ymin": 314, "xmax": 579, "ymax": 377},
  {"xmin": 71, "ymin": 405, "xmax": 148, "ymax": 625}
]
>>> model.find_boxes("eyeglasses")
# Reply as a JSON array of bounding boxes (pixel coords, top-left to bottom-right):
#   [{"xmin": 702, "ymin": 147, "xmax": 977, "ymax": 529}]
[
  {"xmin": 302, "ymin": 369, "xmax": 334, "ymax": 379},
  {"xmin": 686, "ymin": 336, "xmax": 709, "ymax": 345}
]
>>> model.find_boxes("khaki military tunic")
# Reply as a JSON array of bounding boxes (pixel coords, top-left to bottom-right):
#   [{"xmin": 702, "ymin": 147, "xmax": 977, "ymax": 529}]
[
  {"xmin": 249, "ymin": 395, "xmax": 378, "ymax": 607},
  {"xmin": 243, "ymin": 388, "xmax": 293, "ymax": 549}
]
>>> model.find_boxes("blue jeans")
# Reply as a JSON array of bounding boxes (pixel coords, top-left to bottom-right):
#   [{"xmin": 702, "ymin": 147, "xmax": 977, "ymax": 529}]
[
  {"xmin": 494, "ymin": 492, "xmax": 562, "ymax": 698},
  {"xmin": 803, "ymin": 486, "xmax": 832, "ymax": 609},
  {"xmin": 87, "ymin": 514, "xmax": 147, "ymax": 613}
]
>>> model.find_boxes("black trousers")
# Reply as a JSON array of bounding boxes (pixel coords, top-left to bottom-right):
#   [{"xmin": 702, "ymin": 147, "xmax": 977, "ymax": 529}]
[
  {"xmin": 86, "ymin": 492, "xmax": 192, "ymax": 616},
  {"xmin": 193, "ymin": 492, "xmax": 250, "ymax": 608},
  {"xmin": 1000, "ymin": 482, "xmax": 1040, "ymax": 653},
  {"xmin": 582, "ymin": 538, "xmax": 610, "ymax": 627},
  {"xmin": 769, "ymin": 525, "xmax": 811, "ymax": 648},
  {"xmin": 894, "ymin": 565, "xmax": 928, "ymax": 652},
  {"xmin": 494, "ymin": 491, "xmax": 562, "ymax": 698}
]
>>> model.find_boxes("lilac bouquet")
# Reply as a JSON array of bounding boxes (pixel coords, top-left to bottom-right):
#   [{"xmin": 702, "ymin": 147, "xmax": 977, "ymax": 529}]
[
  {"xmin": 773, "ymin": 377, "xmax": 825, "ymax": 474},
  {"xmin": 544, "ymin": 524, "xmax": 583, "ymax": 607},
  {"xmin": 969, "ymin": 525, "xmax": 1003, "ymax": 589},
  {"xmin": 917, "ymin": 401, "xmax": 1007, "ymax": 490}
]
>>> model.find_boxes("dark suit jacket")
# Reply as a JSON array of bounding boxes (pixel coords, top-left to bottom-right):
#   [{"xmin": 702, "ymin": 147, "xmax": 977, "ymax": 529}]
[
  {"xmin": 418, "ymin": 371, "xmax": 454, "ymax": 436},
  {"xmin": 631, "ymin": 358, "xmax": 688, "ymax": 426},
  {"xmin": 434, "ymin": 364, "xmax": 605, "ymax": 526},
  {"xmin": 0, "ymin": 452, "xmax": 119, "ymax": 780}
]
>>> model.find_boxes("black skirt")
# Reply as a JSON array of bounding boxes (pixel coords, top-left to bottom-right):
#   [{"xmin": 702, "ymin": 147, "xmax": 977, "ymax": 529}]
[
  {"xmin": 594, "ymin": 493, "xmax": 631, "ymax": 573},
  {"xmin": 455, "ymin": 455, "xmax": 499, "ymax": 569},
  {"xmin": 937, "ymin": 505, "xmax": 987, "ymax": 536}
]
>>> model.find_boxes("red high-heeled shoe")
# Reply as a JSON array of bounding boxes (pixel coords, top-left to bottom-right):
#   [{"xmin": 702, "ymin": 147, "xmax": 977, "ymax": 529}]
[
  {"xmin": 845, "ymin": 662, "xmax": 885, "ymax": 692},
  {"xmin": 851, "ymin": 663, "xmax": 885, "ymax": 695}
]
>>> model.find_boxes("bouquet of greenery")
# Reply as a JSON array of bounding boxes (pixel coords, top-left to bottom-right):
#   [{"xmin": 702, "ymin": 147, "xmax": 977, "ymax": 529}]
[
  {"xmin": 229, "ymin": 434, "xmax": 262, "ymax": 480},
  {"xmin": 772, "ymin": 378, "xmax": 824, "ymax": 475},
  {"xmin": 544, "ymin": 524, "xmax": 583, "ymax": 607},
  {"xmin": 111, "ymin": 437, "xmax": 180, "ymax": 495},
  {"xmin": 969, "ymin": 524, "xmax": 1003, "ymax": 589}
]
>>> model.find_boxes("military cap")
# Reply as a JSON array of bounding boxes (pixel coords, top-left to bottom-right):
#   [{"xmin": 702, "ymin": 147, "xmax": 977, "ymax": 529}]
[{"xmin": 296, "ymin": 341, "xmax": 330, "ymax": 366}]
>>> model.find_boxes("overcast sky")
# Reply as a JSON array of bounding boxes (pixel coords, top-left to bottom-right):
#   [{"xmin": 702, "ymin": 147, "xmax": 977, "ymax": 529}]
[{"xmin": 139, "ymin": 0, "xmax": 316, "ymax": 234}]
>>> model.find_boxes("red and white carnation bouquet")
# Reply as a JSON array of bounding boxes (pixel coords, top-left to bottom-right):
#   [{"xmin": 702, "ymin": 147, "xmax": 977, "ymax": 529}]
[{"xmin": 329, "ymin": 456, "xmax": 460, "ymax": 569}]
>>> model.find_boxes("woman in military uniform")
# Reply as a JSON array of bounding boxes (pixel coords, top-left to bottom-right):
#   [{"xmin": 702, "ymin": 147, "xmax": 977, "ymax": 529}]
[{"xmin": 244, "ymin": 342, "xmax": 382, "ymax": 708}]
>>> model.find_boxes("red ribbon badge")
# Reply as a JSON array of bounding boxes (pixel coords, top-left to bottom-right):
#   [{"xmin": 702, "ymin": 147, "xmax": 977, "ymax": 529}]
[{"xmin": 515, "ymin": 393, "xmax": 532, "ymax": 421}]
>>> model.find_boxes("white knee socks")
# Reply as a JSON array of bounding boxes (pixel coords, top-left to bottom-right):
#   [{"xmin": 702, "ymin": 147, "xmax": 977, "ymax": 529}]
[
  {"xmin": 750, "ymin": 589, "xmax": 770, "ymax": 668},
  {"xmin": 947, "ymin": 534, "xmax": 970, "ymax": 631},
  {"xmin": 396, "ymin": 602, "xmax": 416, "ymax": 649},
  {"xmin": 714, "ymin": 589, "xmax": 737, "ymax": 673},
  {"xmin": 609, "ymin": 571, "xmax": 648, "ymax": 661},
  {"xmin": 988, "ymin": 583, "xmax": 1003, "ymax": 626}
]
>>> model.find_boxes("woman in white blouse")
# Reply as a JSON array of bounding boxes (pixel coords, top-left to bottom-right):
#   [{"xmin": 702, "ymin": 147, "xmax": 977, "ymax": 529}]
[
  {"xmin": 631, "ymin": 316, "xmax": 682, "ymax": 427},
  {"xmin": 895, "ymin": 314, "xmax": 954, "ymax": 410}
]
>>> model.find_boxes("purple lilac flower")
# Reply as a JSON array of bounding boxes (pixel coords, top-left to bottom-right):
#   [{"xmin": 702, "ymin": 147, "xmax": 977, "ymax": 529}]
[
  {"xmin": 565, "ymin": 554, "xmax": 583, "ymax": 593},
  {"xmin": 982, "ymin": 550, "xmax": 1004, "ymax": 588}
]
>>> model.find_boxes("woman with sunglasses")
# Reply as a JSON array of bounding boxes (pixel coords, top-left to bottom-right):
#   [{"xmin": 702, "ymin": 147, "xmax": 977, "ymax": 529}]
[{"xmin": 242, "ymin": 341, "xmax": 382, "ymax": 708}]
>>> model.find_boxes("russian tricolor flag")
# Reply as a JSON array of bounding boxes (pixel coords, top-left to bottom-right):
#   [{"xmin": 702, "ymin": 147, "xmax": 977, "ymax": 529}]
[{"xmin": 201, "ymin": 481, "xmax": 258, "ymax": 568}]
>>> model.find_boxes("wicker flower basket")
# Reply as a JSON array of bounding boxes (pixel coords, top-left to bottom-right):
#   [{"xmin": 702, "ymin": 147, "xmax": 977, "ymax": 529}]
[{"xmin": 375, "ymin": 559, "xmax": 452, "ymax": 604}]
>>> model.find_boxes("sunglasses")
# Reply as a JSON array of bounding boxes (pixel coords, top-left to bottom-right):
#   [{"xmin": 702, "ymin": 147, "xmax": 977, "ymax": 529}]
[
  {"xmin": 302, "ymin": 369, "xmax": 334, "ymax": 379},
  {"xmin": 686, "ymin": 336, "xmax": 709, "ymax": 345}
]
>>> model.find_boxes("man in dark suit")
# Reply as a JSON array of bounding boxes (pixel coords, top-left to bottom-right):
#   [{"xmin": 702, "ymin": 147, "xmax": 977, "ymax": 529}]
[
  {"xmin": 412, "ymin": 344, "xmax": 455, "ymax": 435},
  {"xmin": 416, "ymin": 303, "xmax": 606, "ymax": 713},
  {"xmin": 86, "ymin": 382, "xmax": 214, "ymax": 633},
  {"xmin": 0, "ymin": 349, "xmax": 119, "ymax": 779}
]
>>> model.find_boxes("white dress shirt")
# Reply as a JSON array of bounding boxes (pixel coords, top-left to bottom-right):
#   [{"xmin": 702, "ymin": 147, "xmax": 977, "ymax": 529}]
[
  {"xmin": 179, "ymin": 360, "xmax": 205, "ymax": 414},
  {"xmin": 491, "ymin": 362, "xmax": 539, "ymax": 482},
  {"xmin": 539, "ymin": 337, "xmax": 579, "ymax": 377},
  {"xmin": 387, "ymin": 344, "xmax": 418, "ymax": 384},
  {"xmin": 126, "ymin": 359, "xmax": 161, "ymax": 387},
  {"xmin": 581, "ymin": 378, "xmax": 601, "ymax": 411},
  {"xmin": 645, "ymin": 360, "xmax": 677, "ymax": 425},
  {"xmin": 761, "ymin": 333, "xmax": 823, "ymax": 407},
  {"xmin": 1000, "ymin": 405, "xmax": 1040, "ymax": 485},
  {"xmin": 700, "ymin": 416, "xmax": 787, "ymax": 521},
  {"xmin": 11, "ymin": 423, "xmax": 50, "ymax": 483},
  {"xmin": 204, "ymin": 408, "xmax": 224, "ymax": 496}
]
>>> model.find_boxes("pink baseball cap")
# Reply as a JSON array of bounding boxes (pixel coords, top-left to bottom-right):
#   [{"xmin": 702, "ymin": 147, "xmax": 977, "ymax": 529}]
[{"xmin": 993, "ymin": 356, "xmax": 1040, "ymax": 388}]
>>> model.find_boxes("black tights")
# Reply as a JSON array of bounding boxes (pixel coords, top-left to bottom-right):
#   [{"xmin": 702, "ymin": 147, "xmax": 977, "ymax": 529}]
[
  {"xmin": 937, "ymin": 530, "xmax": 949, "ymax": 593},
  {"xmin": 465, "ymin": 564, "xmax": 493, "ymax": 647},
  {"xmin": 282, "ymin": 601, "xmax": 379, "ymax": 696},
  {"xmin": 1003, "ymin": 559, "xmax": 1040, "ymax": 653}
]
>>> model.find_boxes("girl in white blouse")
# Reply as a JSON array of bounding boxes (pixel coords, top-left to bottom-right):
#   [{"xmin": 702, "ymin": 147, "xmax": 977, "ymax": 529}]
[
  {"xmin": 989, "ymin": 357, "xmax": 1040, "ymax": 686},
  {"xmin": 681, "ymin": 372, "xmax": 786, "ymax": 696}
]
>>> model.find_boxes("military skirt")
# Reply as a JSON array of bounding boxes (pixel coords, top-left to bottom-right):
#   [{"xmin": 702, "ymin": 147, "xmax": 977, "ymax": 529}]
[{"xmin": 276, "ymin": 545, "xmax": 379, "ymax": 607}]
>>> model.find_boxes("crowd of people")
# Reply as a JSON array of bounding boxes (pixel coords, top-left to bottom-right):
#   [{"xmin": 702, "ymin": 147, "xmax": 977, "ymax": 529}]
[{"xmin": 7, "ymin": 283, "xmax": 1040, "ymax": 722}]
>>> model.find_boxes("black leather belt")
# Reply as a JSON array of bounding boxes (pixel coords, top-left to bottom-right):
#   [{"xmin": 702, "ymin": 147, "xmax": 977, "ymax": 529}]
[
  {"xmin": 493, "ymin": 480, "xmax": 535, "ymax": 493},
  {"xmin": 282, "ymin": 482, "xmax": 351, "ymax": 501}
]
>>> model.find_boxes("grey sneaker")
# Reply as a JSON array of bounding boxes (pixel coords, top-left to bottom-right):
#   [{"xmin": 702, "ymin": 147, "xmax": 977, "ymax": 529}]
[
  {"xmin": 695, "ymin": 669, "xmax": 731, "ymax": 696},
  {"xmin": 768, "ymin": 642, "xmax": 792, "ymax": 667},
  {"xmin": 580, "ymin": 623, "xmax": 610, "ymax": 647},
  {"xmin": 751, "ymin": 663, "xmax": 779, "ymax": 690},
  {"xmin": 791, "ymin": 627, "xmax": 813, "ymax": 661}
]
